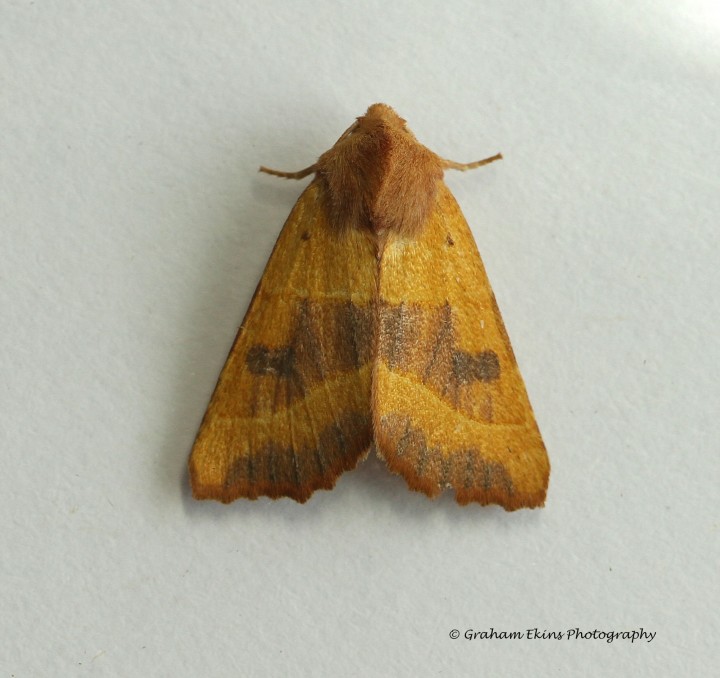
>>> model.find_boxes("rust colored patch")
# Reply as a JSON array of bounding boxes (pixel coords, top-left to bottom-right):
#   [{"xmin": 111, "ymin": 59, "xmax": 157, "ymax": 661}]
[
  {"xmin": 293, "ymin": 299, "xmax": 375, "ymax": 383},
  {"xmin": 378, "ymin": 302, "xmax": 501, "ymax": 406},
  {"xmin": 378, "ymin": 302, "xmax": 421, "ymax": 370},
  {"xmin": 422, "ymin": 303, "xmax": 454, "ymax": 386},
  {"xmin": 245, "ymin": 300, "xmax": 374, "ymax": 410},
  {"xmin": 327, "ymin": 301, "xmax": 375, "ymax": 373}
]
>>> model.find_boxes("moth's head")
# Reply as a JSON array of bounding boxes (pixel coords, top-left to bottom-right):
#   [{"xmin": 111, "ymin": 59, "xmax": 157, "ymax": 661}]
[
  {"xmin": 359, "ymin": 103, "xmax": 407, "ymax": 130},
  {"xmin": 318, "ymin": 103, "xmax": 442, "ymax": 238}
]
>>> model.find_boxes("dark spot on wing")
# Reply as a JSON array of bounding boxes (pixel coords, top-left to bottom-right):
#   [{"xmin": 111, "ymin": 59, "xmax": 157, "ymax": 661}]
[
  {"xmin": 245, "ymin": 300, "xmax": 374, "ymax": 410},
  {"xmin": 246, "ymin": 345, "xmax": 296, "ymax": 378},
  {"xmin": 453, "ymin": 349, "xmax": 500, "ymax": 383}
]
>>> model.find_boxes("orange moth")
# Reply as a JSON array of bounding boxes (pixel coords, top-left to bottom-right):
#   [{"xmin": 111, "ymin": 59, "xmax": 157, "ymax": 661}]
[{"xmin": 189, "ymin": 103, "xmax": 549, "ymax": 509}]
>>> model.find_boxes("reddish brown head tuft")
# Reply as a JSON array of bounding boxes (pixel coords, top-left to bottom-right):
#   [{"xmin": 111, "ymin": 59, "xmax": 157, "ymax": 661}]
[{"xmin": 316, "ymin": 104, "xmax": 444, "ymax": 238}]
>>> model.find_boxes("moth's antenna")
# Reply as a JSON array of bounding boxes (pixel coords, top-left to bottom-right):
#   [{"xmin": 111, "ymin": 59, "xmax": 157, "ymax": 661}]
[{"xmin": 441, "ymin": 152, "xmax": 502, "ymax": 171}]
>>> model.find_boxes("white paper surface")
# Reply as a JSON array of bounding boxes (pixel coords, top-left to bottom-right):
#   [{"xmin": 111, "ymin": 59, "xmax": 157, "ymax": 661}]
[{"xmin": 1, "ymin": 1, "xmax": 718, "ymax": 675}]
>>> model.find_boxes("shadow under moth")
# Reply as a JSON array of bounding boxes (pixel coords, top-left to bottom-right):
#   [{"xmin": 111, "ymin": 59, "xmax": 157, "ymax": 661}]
[{"xmin": 189, "ymin": 103, "xmax": 549, "ymax": 510}]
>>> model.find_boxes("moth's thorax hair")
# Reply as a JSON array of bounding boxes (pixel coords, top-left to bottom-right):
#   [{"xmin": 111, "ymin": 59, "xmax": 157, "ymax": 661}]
[{"xmin": 316, "ymin": 103, "xmax": 444, "ymax": 238}]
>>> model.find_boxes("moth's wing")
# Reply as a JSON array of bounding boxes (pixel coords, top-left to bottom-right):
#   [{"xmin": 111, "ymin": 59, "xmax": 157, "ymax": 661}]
[
  {"xmin": 190, "ymin": 180, "xmax": 377, "ymax": 503},
  {"xmin": 374, "ymin": 182, "xmax": 549, "ymax": 509}
]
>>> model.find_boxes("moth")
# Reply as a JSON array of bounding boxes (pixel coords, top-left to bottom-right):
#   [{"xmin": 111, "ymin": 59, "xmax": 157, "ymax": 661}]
[{"xmin": 189, "ymin": 103, "xmax": 549, "ymax": 509}]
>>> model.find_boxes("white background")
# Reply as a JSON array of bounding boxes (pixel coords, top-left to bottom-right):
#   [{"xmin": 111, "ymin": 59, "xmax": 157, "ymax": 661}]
[{"xmin": 2, "ymin": 1, "xmax": 718, "ymax": 676}]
